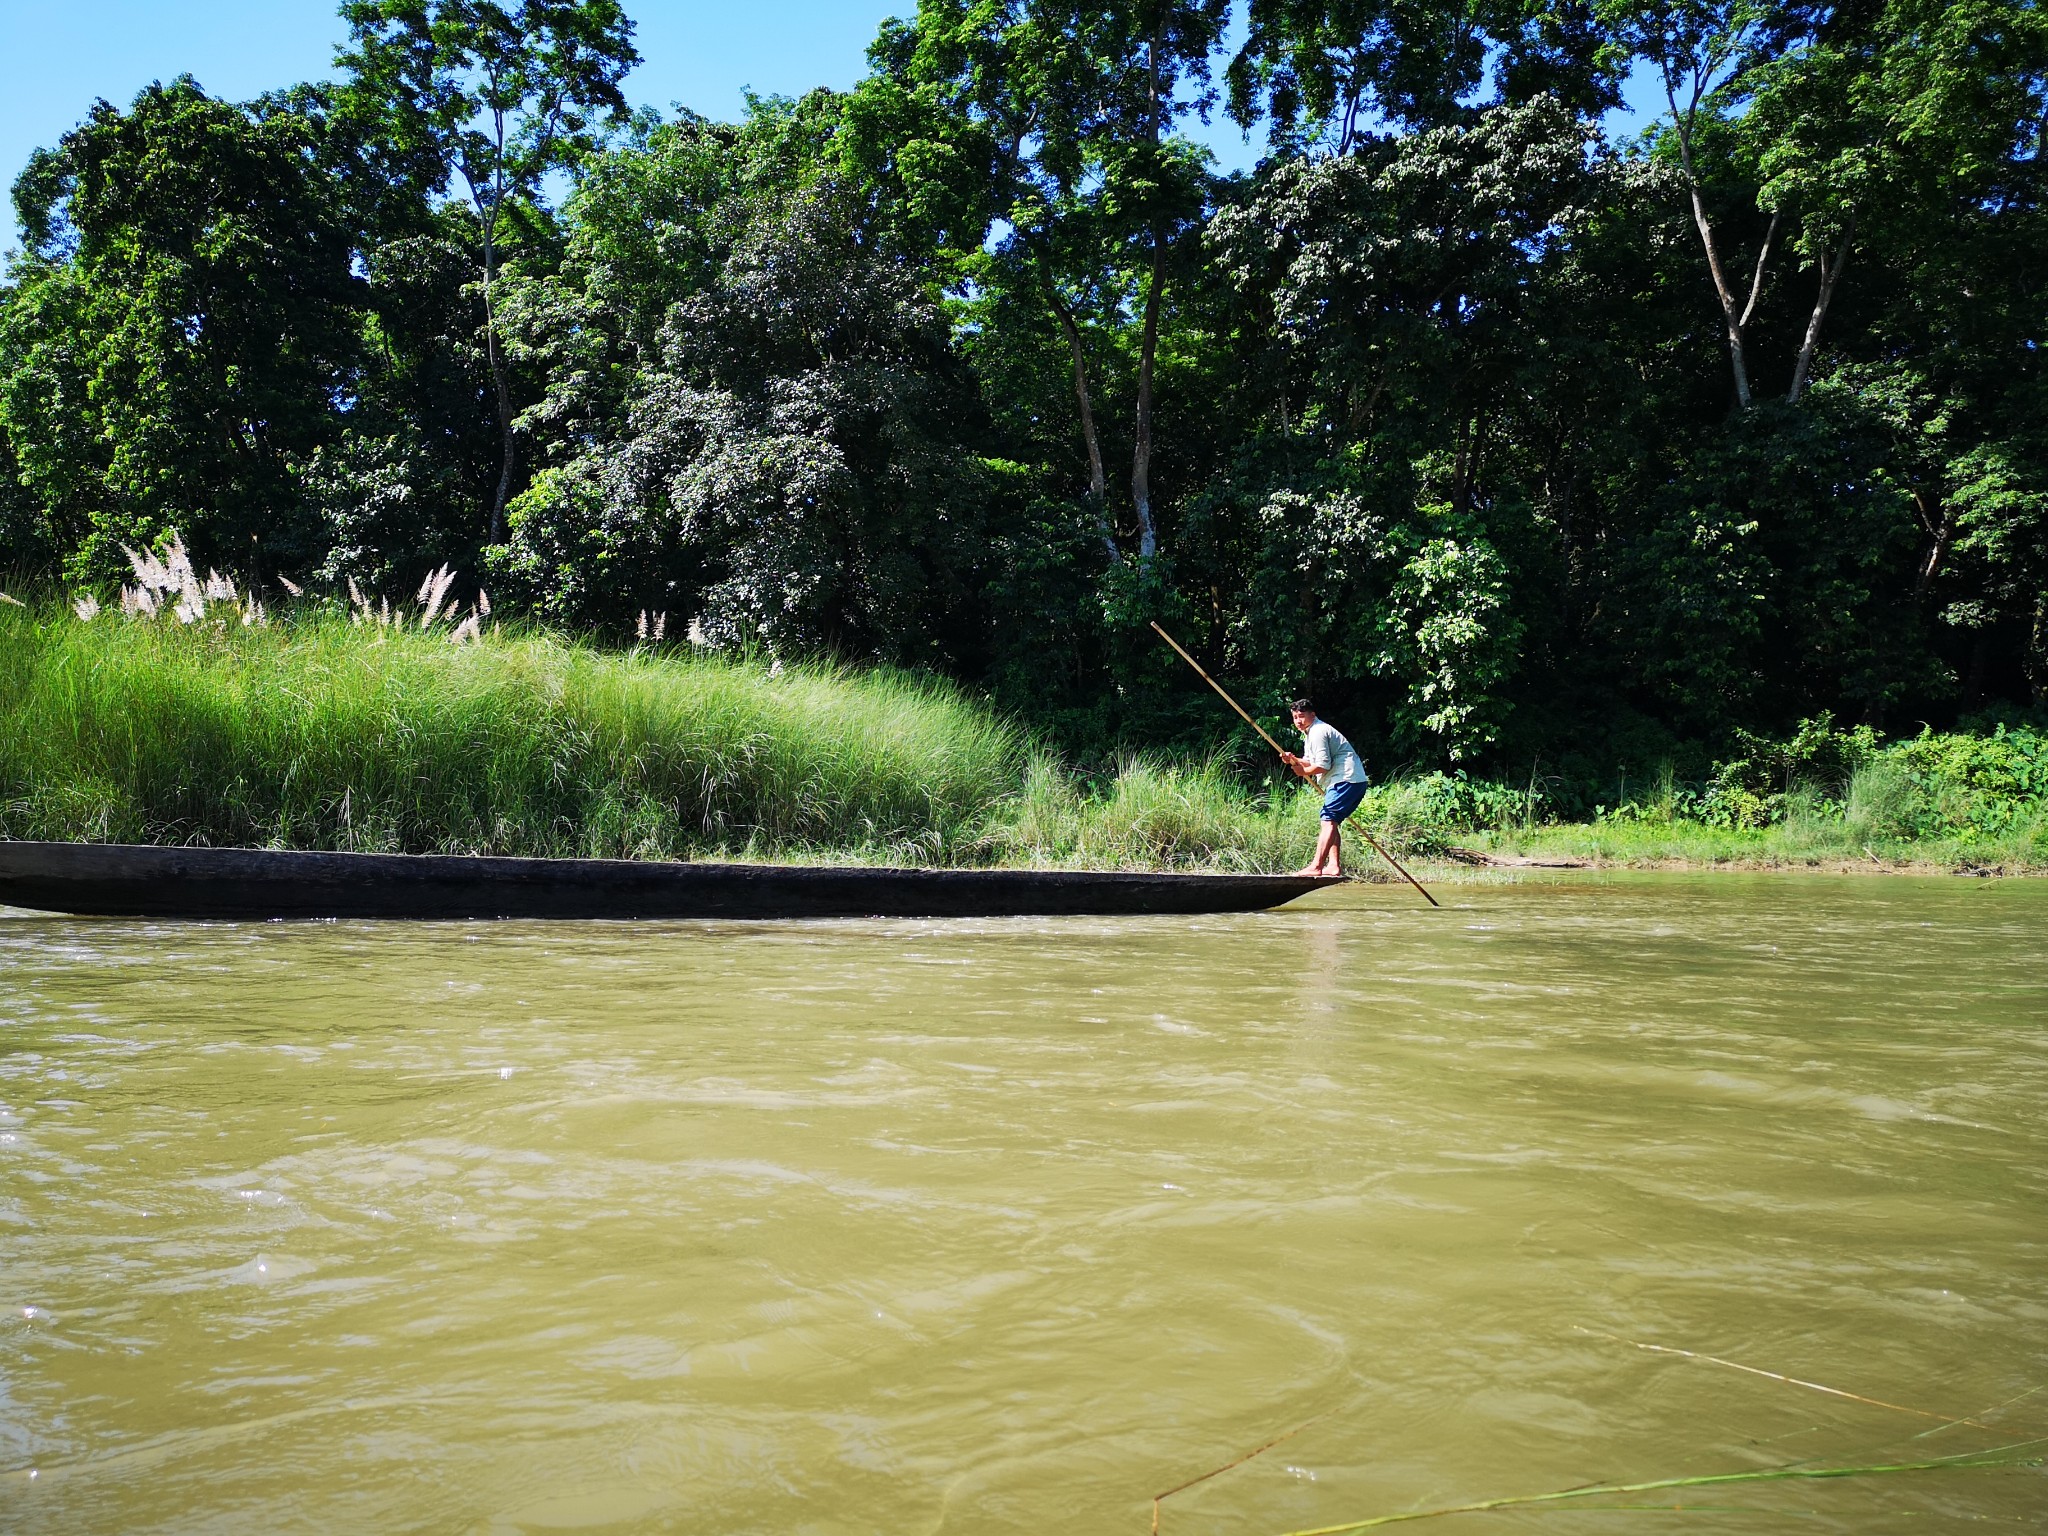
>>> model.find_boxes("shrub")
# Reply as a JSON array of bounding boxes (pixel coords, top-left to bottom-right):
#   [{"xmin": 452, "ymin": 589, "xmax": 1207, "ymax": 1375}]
[{"xmin": 1884, "ymin": 726, "xmax": 2048, "ymax": 839}]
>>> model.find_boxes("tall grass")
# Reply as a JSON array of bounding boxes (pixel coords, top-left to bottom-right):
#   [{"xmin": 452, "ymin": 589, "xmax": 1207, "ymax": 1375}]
[
  {"xmin": 981, "ymin": 754, "xmax": 1325, "ymax": 871},
  {"xmin": 0, "ymin": 602, "xmax": 1023, "ymax": 862},
  {"xmin": 5, "ymin": 594, "xmax": 2041, "ymax": 874}
]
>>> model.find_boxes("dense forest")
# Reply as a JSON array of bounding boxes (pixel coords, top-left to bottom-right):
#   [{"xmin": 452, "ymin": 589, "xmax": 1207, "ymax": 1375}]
[{"xmin": 2, "ymin": 0, "xmax": 2044, "ymax": 788}]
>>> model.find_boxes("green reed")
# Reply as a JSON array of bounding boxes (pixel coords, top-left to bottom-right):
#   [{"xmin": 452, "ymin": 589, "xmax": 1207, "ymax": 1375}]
[
  {"xmin": 0, "ymin": 602, "xmax": 1023, "ymax": 862},
  {"xmin": 977, "ymin": 752, "xmax": 1326, "ymax": 872},
  {"xmin": 1269, "ymin": 1439, "xmax": 2046, "ymax": 1534}
]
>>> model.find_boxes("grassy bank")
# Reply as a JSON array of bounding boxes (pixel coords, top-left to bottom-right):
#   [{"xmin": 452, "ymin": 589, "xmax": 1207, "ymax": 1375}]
[
  {"xmin": 3, "ymin": 595, "xmax": 2042, "ymax": 875},
  {"xmin": 1472, "ymin": 815, "xmax": 2047, "ymax": 874},
  {"xmin": 1401, "ymin": 748, "xmax": 2048, "ymax": 874},
  {"xmin": 0, "ymin": 601, "xmax": 1024, "ymax": 863}
]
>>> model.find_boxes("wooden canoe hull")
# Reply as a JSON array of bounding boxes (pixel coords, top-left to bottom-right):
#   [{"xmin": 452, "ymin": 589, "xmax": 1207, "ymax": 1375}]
[{"xmin": 0, "ymin": 841, "xmax": 1338, "ymax": 921}]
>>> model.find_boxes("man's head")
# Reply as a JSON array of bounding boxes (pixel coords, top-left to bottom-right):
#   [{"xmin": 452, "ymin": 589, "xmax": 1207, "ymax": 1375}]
[{"xmin": 1289, "ymin": 698, "xmax": 1317, "ymax": 730}]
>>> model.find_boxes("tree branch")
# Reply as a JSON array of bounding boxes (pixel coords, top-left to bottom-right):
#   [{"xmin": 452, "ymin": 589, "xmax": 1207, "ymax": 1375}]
[
  {"xmin": 1035, "ymin": 258, "xmax": 1115, "ymax": 561},
  {"xmin": 1787, "ymin": 213, "xmax": 1853, "ymax": 404},
  {"xmin": 1666, "ymin": 58, "xmax": 1753, "ymax": 408},
  {"xmin": 1739, "ymin": 207, "xmax": 1780, "ymax": 329}
]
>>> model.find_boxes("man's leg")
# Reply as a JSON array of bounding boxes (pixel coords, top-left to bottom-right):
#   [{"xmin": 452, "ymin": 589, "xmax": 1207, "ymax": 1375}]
[
  {"xmin": 1297, "ymin": 817, "xmax": 1338, "ymax": 876},
  {"xmin": 1312, "ymin": 817, "xmax": 1341, "ymax": 875}
]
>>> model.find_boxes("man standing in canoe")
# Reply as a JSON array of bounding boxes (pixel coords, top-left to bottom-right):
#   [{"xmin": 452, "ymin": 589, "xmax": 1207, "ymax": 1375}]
[{"xmin": 1281, "ymin": 699, "xmax": 1369, "ymax": 877}]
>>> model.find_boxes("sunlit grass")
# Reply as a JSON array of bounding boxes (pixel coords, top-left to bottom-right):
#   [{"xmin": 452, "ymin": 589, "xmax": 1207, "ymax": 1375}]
[
  {"xmin": 978, "ymin": 753, "xmax": 1323, "ymax": 871},
  {"xmin": 1481, "ymin": 778, "xmax": 2047, "ymax": 872},
  {"xmin": 0, "ymin": 602, "xmax": 1022, "ymax": 862}
]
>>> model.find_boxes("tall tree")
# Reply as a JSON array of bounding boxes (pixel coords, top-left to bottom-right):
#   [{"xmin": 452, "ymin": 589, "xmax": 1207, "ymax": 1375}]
[
  {"xmin": 1226, "ymin": 0, "xmax": 1623, "ymax": 149},
  {"xmin": 854, "ymin": 0, "xmax": 1229, "ymax": 564},
  {"xmin": 1603, "ymin": 0, "xmax": 1779, "ymax": 409},
  {"xmin": 496, "ymin": 152, "xmax": 991, "ymax": 658},
  {"xmin": 3, "ymin": 79, "xmax": 364, "ymax": 580},
  {"xmin": 337, "ymin": 0, "xmax": 638, "ymax": 541}
]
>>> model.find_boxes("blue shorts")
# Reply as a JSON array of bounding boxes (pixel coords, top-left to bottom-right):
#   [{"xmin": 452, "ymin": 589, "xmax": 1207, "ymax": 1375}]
[{"xmin": 1321, "ymin": 779, "xmax": 1368, "ymax": 824}]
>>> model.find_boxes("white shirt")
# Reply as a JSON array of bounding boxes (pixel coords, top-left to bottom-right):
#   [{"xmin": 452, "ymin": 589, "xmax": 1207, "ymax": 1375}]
[{"xmin": 1303, "ymin": 720, "xmax": 1367, "ymax": 784}]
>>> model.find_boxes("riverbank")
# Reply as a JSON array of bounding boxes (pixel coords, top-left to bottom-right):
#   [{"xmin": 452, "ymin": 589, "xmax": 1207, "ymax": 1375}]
[
  {"xmin": 3, "ymin": 597, "xmax": 2042, "ymax": 876},
  {"xmin": 1449, "ymin": 819, "xmax": 2039, "ymax": 876}
]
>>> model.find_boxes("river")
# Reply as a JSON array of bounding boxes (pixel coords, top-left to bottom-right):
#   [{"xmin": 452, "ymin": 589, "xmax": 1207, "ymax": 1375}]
[{"xmin": 3, "ymin": 873, "xmax": 2044, "ymax": 1533}]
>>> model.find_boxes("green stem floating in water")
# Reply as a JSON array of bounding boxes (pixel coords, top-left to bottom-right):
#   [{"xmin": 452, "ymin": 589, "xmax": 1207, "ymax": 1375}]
[
  {"xmin": 1269, "ymin": 1440, "xmax": 2048, "ymax": 1536},
  {"xmin": 1571, "ymin": 1326, "xmax": 1993, "ymax": 1428}
]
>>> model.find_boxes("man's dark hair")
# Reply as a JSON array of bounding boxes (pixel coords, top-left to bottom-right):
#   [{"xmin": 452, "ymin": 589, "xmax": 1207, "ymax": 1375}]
[{"xmin": 1290, "ymin": 698, "xmax": 1316, "ymax": 715}]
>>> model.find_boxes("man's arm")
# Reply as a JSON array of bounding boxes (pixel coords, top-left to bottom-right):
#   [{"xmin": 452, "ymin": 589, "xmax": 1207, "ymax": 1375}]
[{"xmin": 1280, "ymin": 750, "xmax": 1328, "ymax": 783}]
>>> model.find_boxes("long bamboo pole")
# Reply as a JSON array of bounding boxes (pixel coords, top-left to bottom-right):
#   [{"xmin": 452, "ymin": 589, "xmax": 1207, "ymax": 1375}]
[{"xmin": 1149, "ymin": 621, "xmax": 1440, "ymax": 908}]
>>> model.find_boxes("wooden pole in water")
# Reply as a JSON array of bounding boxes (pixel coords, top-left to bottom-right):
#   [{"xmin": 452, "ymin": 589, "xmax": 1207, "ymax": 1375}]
[{"xmin": 1148, "ymin": 620, "xmax": 1441, "ymax": 908}]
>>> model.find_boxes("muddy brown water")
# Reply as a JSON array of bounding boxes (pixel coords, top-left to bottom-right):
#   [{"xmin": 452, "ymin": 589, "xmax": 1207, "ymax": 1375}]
[{"xmin": 2, "ymin": 874, "xmax": 2044, "ymax": 1533}]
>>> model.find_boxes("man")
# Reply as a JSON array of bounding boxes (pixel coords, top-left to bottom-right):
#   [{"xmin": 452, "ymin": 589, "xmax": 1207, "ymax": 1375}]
[{"xmin": 1280, "ymin": 698, "xmax": 1368, "ymax": 877}]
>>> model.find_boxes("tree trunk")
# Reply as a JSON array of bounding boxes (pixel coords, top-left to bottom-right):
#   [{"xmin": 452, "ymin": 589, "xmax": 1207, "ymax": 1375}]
[
  {"xmin": 1682, "ymin": 187, "xmax": 1777, "ymax": 410},
  {"xmin": 1129, "ymin": 38, "xmax": 1165, "ymax": 562},
  {"xmin": 475, "ymin": 123, "xmax": 517, "ymax": 545},
  {"xmin": 1667, "ymin": 81, "xmax": 1774, "ymax": 410},
  {"xmin": 1787, "ymin": 216, "xmax": 1853, "ymax": 404},
  {"xmin": 1130, "ymin": 225, "xmax": 1165, "ymax": 563},
  {"xmin": 484, "ymin": 268, "xmax": 517, "ymax": 545},
  {"xmin": 2029, "ymin": 594, "xmax": 2048, "ymax": 705},
  {"xmin": 1039, "ymin": 267, "xmax": 1115, "ymax": 561},
  {"xmin": 1911, "ymin": 490, "xmax": 1951, "ymax": 602}
]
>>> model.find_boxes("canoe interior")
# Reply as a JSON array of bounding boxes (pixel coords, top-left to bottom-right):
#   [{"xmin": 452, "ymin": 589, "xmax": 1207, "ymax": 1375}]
[{"xmin": 0, "ymin": 842, "xmax": 1339, "ymax": 921}]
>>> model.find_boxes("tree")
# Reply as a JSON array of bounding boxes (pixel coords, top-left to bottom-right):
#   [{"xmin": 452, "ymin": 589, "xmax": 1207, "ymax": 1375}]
[
  {"xmin": 1196, "ymin": 97, "xmax": 1608, "ymax": 756},
  {"xmin": 338, "ymin": 0, "xmax": 638, "ymax": 542},
  {"xmin": 853, "ymin": 0, "xmax": 1231, "ymax": 563},
  {"xmin": 1749, "ymin": 0, "xmax": 2048, "ymax": 404},
  {"xmin": 495, "ymin": 100, "xmax": 992, "ymax": 661},
  {"xmin": 1601, "ymin": 0, "xmax": 1781, "ymax": 409},
  {"xmin": 1226, "ymin": 0, "xmax": 1621, "ymax": 149},
  {"xmin": 3, "ymin": 78, "xmax": 364, "ymax": 580}
]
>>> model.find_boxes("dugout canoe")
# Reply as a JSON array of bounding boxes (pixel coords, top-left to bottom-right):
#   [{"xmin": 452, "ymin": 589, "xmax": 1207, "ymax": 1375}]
[{"xmin": 0, "ymin": 841, "xmax": 1339, "ymax": 921}]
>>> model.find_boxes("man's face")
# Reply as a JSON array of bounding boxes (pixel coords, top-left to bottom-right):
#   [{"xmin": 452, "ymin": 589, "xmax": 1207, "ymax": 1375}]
[{"xmin": 1290, "ymin": 709, "xmax": 1313, "ymax": 732}]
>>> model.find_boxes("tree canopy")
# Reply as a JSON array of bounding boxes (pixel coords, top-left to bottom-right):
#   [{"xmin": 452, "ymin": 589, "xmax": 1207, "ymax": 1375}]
[{"xmin": 4, "ymin": 0, "xmax": 2045, "ymax": 778}]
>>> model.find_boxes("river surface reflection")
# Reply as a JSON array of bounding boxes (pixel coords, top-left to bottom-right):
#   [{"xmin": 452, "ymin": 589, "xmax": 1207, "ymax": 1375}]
[{"xmin": 2, "ymin": 873, "xmax": 2045, "ymax": 1533}]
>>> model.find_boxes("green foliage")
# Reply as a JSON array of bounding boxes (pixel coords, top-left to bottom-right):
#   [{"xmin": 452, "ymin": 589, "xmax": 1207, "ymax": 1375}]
[
  {"xmin": 1355, "ymin": 771, "xmax": 1533, "ymax": 853},
  {"xmin": 2, "ymin": 0, "xmax": 2045, "ymax": 780},
  {"xmin": 1228, "ymin": 0, "xmax": 1621, "ymax": 144},
  {"xmin": 1883, "ymin": 726, "xmax": 2048, "ymax": 840},
  {"xmin": 1375, "ymin": 529, "xmax": 1522, "ymax": 758},
  {"xmin": 493, "ymin": 158, "xmax": 992, "ymax": 661},
  {"xmin": 3, "ymin": 79, "xmax": 366, "ymax": 580},
  {"xmin": 1688, "ymin": 712, "xmax": 1881, "ymax": 827},
  {"xmin": 337, "ymin": 0, "xmax": 641, "ymax": 537},
  {"xmin": 1587, "ymin": 715, "xmax": 2048, "ymax": 847}
]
